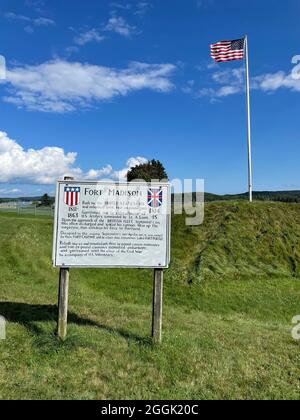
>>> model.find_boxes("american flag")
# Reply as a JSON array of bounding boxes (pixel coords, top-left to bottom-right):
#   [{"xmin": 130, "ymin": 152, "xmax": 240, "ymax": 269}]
[
  {"xmin": 210, "ymin": 38, "xmax": 245, "ymax": 63},
  {"xmin": 64, "ymin": 186, "xmax": 80, "ymax": 207}
]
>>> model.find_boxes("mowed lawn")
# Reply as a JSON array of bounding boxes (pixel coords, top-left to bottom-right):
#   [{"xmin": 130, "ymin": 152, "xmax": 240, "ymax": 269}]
[{"xmin": 0, "ymin": 203, "xmax": 300, "ymax": 400}]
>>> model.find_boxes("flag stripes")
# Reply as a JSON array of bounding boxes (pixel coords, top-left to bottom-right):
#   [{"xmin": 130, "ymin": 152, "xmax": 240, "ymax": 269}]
[
  {"xmin": 64, "ymin": 187, "xmax": 80, "ymax": 206},
  {"xmin": 210, "ymin": 38, "xmax": 245, "ymax": 62}
]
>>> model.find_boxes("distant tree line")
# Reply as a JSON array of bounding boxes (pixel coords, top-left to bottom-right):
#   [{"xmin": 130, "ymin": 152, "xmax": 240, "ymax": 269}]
[
  {"xmin": 0, "ymin": 194, "xmax": 55, "ymax": 206},
  {"xmin": 1, "ymin": 191, "xmax": 300, "ymax": 204},
  {"xmin": 203, "ymin": 191, "xmax": 300, "ymax": 203}
]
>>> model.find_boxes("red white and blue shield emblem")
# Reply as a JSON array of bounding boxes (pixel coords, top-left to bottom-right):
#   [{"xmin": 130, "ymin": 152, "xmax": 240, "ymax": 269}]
[
  {"xmin": 64, "ymin": 186, "xmax": 80, "ymax": 207},
  {"xmin": 148, "ymin": 188, "xmax": 163, "ymax": 208}
]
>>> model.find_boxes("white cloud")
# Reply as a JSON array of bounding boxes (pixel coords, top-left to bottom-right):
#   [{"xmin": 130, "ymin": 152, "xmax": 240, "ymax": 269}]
[
  {"xmin": 182, "ymin": 80, "xmax": 195, "ymax": 94},
  {"xmin": 104, "ymin": 16, "xmax": 136, "ymax": 37},
  {"xmin": 4, "ymin": 11, "xmax": 55, "ymax": 31},
  {"xmin": 110, "ymin": 2, "xmax": 151, "ymax": 17},
  {"xmin": 110, "ymin": 2, "xmax": 132, "ymax": 10},
  {"xmin": 69, "ymin": 11, "xmax": 139, "ymax": 52},
  {"xmin": 74, "ymin": 29, "xmax": 106, "ymax": 46},
  {"xmin": 34, "ymin": 17, "xmax": 55, "ymax": 26},
  {"xmin": 85, "ymin": 156, "xmax": 148, "ymax": 181},
  {"xmin": 3, "ymin": 60, "xmax": 176, "ymax": 113},
  {"xmin": 0, "ymin": 131, "xmax": 148, "ymax": 184},
  {"xmin": 4, "ymin": 12, "xmax": 31, "ymax": 22},
  {"xmin": 114, "ymin": 157, "xmax": 148, "ymax": 180},
  {"xmin": 198, "ymin": 67, "xmax": 245, "ymax": 100},
  {"xmin": 253, "ymin": 71, "xmax": 300, "ymax": 93},
  {"xmin": 135, "ymin": 2, "xmax": 151, "ymax": 16},
  {"xmin": 211, "ymin": 68, "xmax": 245, "ymax": 85},
  {"xmin": 0, "ymin": 131, "xmax": 80, "ymax": 184},
  {"xmin": 86, "ymin": 165, "xmax": 113, "ymax": 180},
  {"xmin": 197, "ymin": 65, "xmax": 300, "ymax": 102},
  {"xmin": 0, "ymin": 56, "xmax": 6, "ymax": 80},
  {"xmin": 215, "ymin": 85, "xmax": 241, "ymax": 97},
  {"xmin": 0, "ymin": 188, "xmax": 21, "ymax": 194},
  {"xmin": 65, "ymin": 46, "xmax": 80, "ymax": 56}
]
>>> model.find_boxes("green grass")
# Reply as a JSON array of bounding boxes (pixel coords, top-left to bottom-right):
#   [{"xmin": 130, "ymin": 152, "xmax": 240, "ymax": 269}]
[{"xmin": 0, "ymin": 202, "xmax": 300, "ymax": 400}]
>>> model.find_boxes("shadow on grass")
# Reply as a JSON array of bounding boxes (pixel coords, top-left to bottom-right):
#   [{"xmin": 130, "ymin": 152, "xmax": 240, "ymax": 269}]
[{"xmin": 0, "ymin": 301, "xmax": 151, "ymax": 345}]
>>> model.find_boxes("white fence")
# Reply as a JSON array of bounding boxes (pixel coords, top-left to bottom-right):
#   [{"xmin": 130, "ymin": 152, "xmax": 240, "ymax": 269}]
[{"xmin": 0, "ymin": 203, "xmax": 54, "ymax": 217}]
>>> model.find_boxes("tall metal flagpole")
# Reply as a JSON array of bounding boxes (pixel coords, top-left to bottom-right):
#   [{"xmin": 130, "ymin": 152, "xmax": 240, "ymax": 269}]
[{"xmin": 245, "ymin": 35, "xmax": 253, "ymax": 202}]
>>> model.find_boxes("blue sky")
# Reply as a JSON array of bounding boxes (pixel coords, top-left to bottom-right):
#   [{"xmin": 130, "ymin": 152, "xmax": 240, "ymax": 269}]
[{"xmin": 0, "ymin": 0, "xmax": 300, "ymax": 197}]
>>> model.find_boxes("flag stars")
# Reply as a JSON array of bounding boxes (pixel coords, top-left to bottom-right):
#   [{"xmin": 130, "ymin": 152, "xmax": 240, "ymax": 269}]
[{"xmin": 65, "ymin": 187, "xmax": 80, "ymax": 192}]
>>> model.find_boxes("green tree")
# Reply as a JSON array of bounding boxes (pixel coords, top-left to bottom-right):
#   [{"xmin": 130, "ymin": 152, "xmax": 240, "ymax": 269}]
[
  {"xmin": 127, "ymin": 159, "xmax": 168, "ymax": 182},
  {"xmin": 40, "ymin": 194, "xmax": 52, "ymax": 207}
]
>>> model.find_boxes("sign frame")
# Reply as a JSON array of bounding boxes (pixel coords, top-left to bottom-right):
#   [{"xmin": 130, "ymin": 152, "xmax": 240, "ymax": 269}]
[{"xmin": 52, "ymin": 180, "xmax": 171, "ymax": 269}]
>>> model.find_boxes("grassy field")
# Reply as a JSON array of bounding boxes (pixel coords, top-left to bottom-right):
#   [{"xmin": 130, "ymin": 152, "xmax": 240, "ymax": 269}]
[{"xmin": 0, "ymin": 202, "xmax": 300, "ymax": 400}]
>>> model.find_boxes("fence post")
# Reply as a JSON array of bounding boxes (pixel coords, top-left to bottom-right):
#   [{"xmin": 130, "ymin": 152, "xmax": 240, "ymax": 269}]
[
  {"xmin": 152, "ymin": 268, "xmax": 164, "ymax": 344},
  {"xmin": 57, "ymin": 176, "xmax": 73, "ymax": 341}
]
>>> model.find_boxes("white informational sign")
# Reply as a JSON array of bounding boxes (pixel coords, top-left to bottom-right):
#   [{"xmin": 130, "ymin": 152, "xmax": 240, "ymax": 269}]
[{"xmin": 53, "ymin": 181, "xmax": 171, "ymax": 268}]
